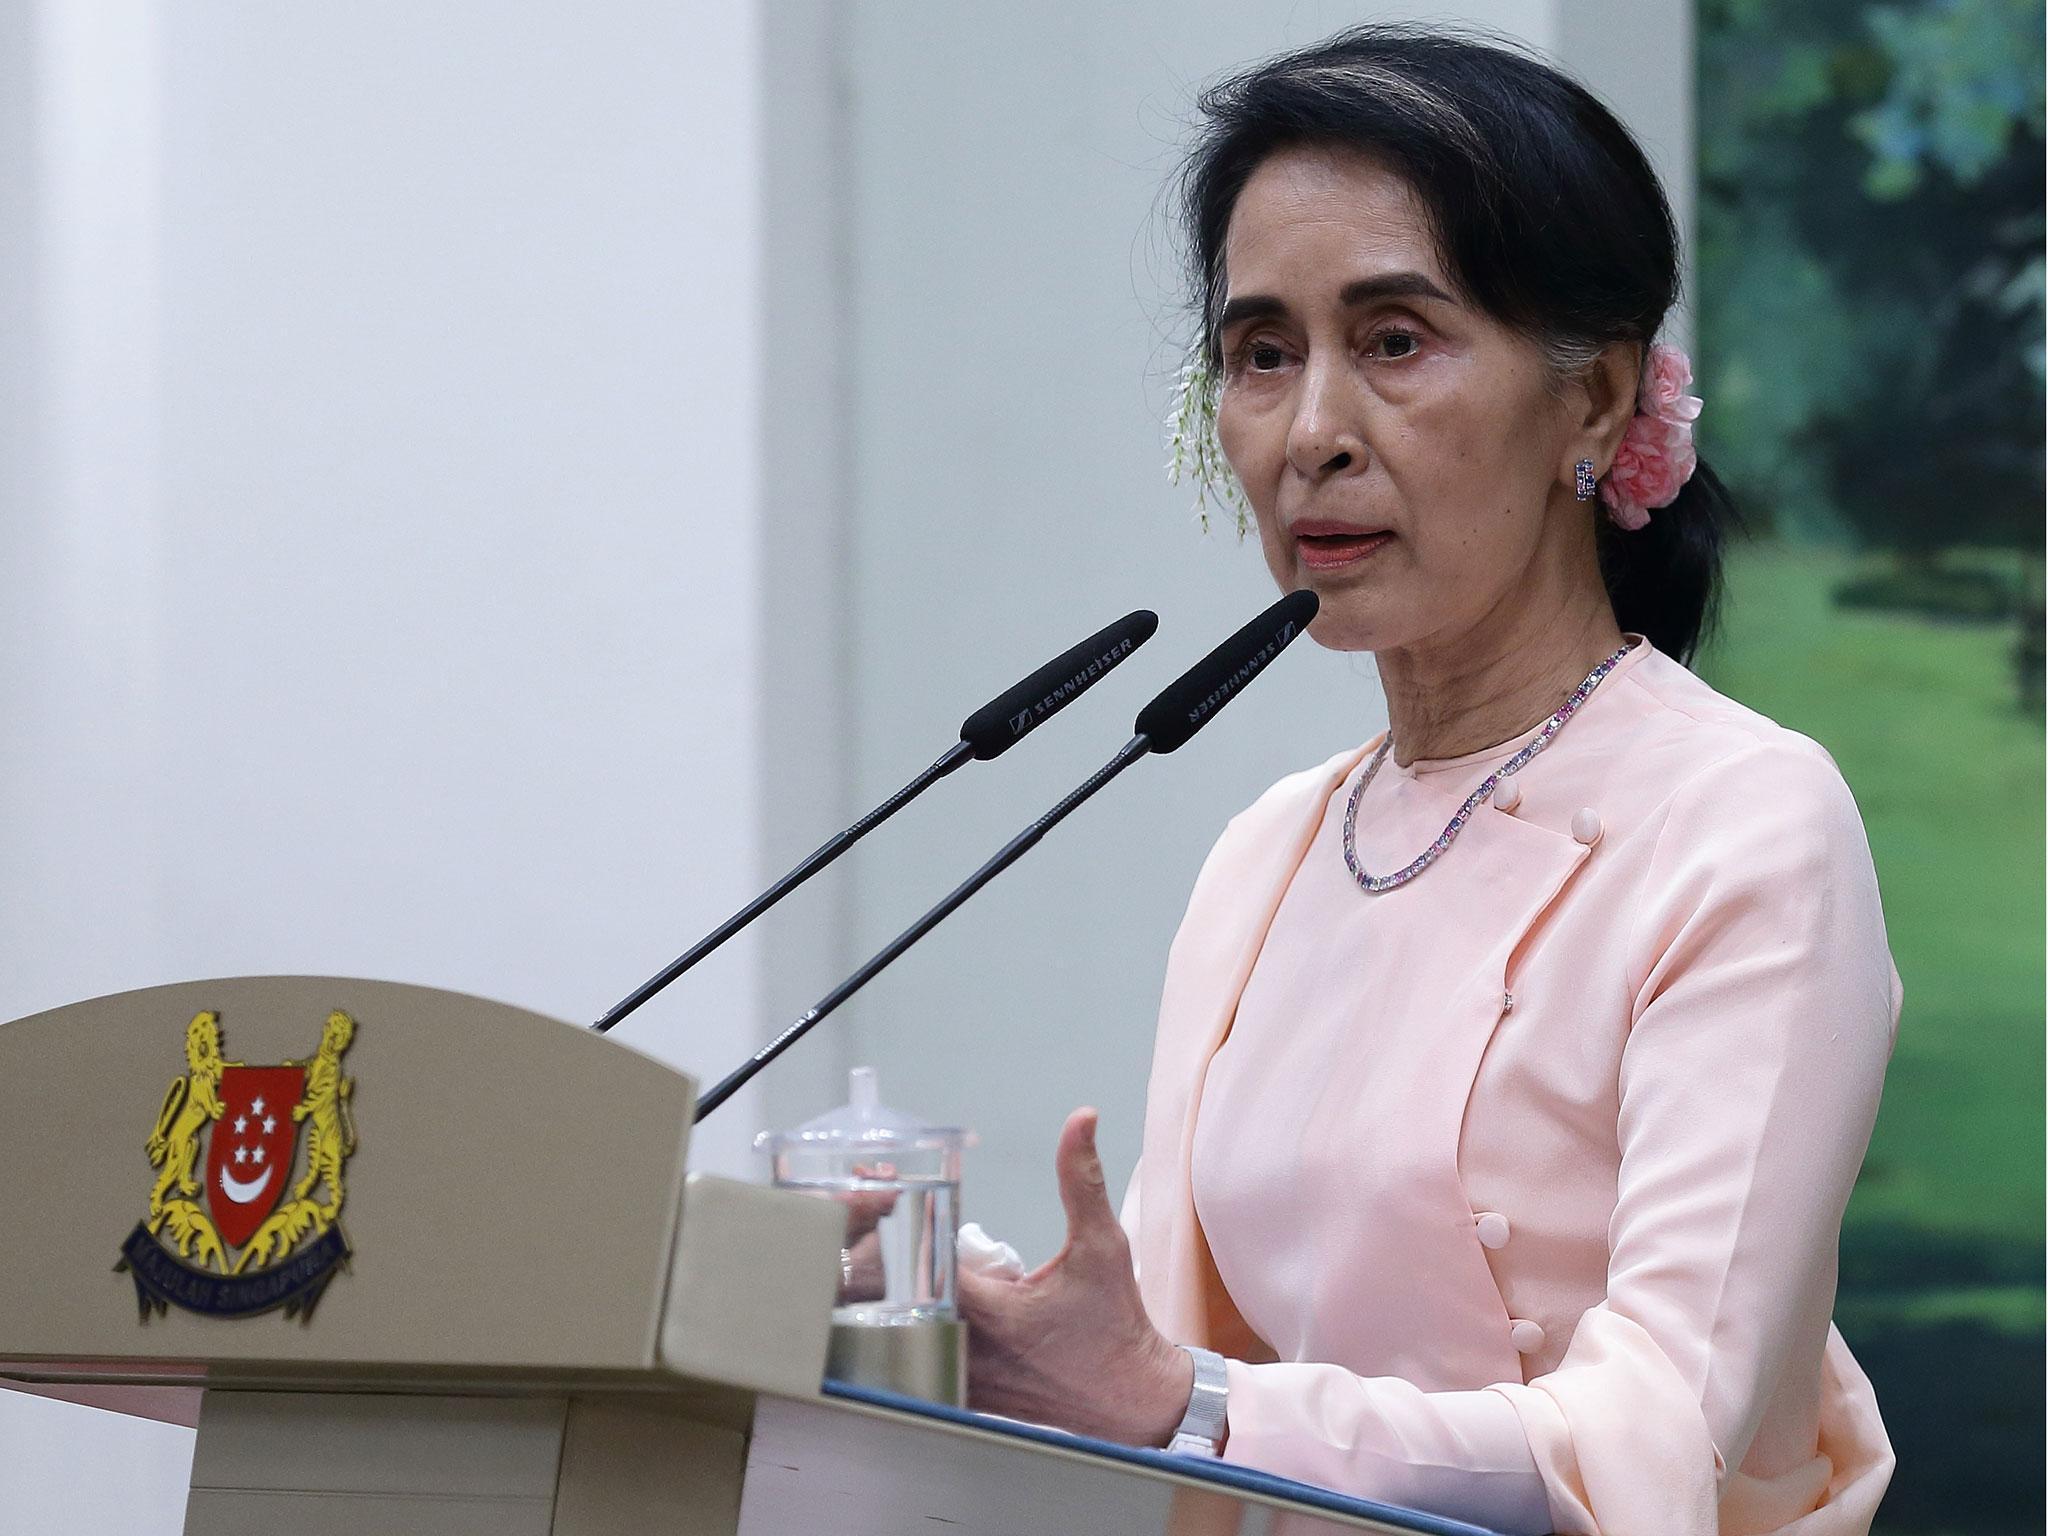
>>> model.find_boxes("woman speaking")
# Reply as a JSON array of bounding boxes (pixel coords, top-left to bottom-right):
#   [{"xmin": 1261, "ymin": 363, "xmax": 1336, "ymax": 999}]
[{"xmin": 957, "ymin": 27, "xmax": 1899, "ymax": 1536}]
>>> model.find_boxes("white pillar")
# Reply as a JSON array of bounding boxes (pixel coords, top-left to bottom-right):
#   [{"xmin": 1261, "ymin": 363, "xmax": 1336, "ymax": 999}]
[
  {"xmin": 0, "ymin": 0, "xmax": 812, "ymax": 1524},
  {"xmin": 0, "ymin": 0, "xmax": 164, "ymax": 1004},
  {"xmin": 0, "ymin": 0, "xmax": 795, "ymax": 1159},
  {"xmin": 1558, "ymin": 0, "xmax": 1697, "ymax": 347}
]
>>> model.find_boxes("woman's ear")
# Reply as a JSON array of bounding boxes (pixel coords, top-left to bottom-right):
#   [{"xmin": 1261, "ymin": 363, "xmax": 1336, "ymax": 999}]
[{"xmin": 1563, "ymin": 343, "xmax": 1641, "ymax": 484}]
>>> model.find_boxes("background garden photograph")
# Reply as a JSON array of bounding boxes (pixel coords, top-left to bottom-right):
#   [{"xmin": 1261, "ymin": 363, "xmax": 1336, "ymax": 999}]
[{"xmin": 1695, "ymin": 1, "xmax": 2043, "ymax": 1528}]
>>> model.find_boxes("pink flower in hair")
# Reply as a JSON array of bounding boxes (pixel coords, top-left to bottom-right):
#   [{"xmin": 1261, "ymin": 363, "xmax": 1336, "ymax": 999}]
[
  {"xmin": 1638, "ymin": 342, "xmax": 1703, "ymax": 425},
  {"xmin": 1601, "ymin": 412, "xmax": 1696, "ymax": 531},
  {"xmin": 1599, "ymin": 342, "xmax": 1702, "ymax": 530}
]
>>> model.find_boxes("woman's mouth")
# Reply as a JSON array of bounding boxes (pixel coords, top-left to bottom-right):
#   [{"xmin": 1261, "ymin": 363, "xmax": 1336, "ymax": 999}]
[{"xmin": 1291, "ymin": 522, "xmax": 1393, "ymax": 571}]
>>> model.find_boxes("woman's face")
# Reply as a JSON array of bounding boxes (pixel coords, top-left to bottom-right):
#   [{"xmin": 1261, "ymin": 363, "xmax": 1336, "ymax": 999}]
[{"xmin": 1213, "ymin": 146, "xmax": 1590, "ymax": 654}]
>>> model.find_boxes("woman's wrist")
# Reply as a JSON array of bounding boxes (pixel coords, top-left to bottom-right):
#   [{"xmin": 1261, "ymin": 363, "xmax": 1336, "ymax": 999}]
[{"xmin": 1134, "ymin": 1333, "xmax": 1198, "ymax": 1447}]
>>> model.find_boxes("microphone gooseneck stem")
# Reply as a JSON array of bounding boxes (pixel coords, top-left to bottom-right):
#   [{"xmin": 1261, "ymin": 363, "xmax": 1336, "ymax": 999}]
[
  {"xmin": 692, "ymin": 732, "xmax": 1153, "ymax": 1121},
  {"xmin": 592, "ymin": 739, "xmax": 975, "ymax": 1034}
]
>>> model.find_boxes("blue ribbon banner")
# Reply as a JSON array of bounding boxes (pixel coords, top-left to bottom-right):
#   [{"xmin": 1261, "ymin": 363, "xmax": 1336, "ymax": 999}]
[{"xmin": 116, "ymin": 1223, "xmax": 349, "ymax": 1323}]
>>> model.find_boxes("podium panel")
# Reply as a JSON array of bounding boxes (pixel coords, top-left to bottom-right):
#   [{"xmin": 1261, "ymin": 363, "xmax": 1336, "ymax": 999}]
[
  {"xmin": 0, "ymin": 977, "xmax": 1497, "ymax": 1536},
  {"xmin": 184, "ymin": 1391, "xmax": 569, "ymax": 1536},
  {"xmin": 0, "ymin": 977, "xmax": 697, "ymax": 1373},
  {"xmin": 0, "ymin": 976, "xmax": 838, "ymax": 1393}
]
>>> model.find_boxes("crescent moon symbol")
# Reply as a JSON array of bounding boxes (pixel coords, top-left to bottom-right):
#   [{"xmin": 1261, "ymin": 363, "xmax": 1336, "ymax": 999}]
[{"xmin": 218, "ymin": 1162, "xmax": 275, "ymax": 1205}]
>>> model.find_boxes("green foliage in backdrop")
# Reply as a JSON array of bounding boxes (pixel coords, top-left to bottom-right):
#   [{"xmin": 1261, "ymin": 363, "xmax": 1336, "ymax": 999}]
[
  {"xmin": 1698, "ymin": 0, "xmax": 2043, "ymax": 554},
  {"xmin": 1697, "ymin": 2, "xmax": 2045, "ymax": 1530}
]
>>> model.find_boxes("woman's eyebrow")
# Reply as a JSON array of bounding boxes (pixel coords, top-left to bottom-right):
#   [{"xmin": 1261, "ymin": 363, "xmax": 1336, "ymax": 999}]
[
  {"xmin": 1218, "ymin": 271, "xmax": 1455, "ymax": 332},
  {"xmin": 1217, "ymin": 294, "xmax": 1287, "ymax": 331},
  {"xmin": 1339, "ymin": 272, "xmax": 1455, "ymax": 307}
]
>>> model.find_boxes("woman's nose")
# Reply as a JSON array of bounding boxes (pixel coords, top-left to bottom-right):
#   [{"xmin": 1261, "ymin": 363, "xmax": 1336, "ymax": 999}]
[{"xmin": 1284, "ymin": 365, "xmax": 1368, "ymax": 479}]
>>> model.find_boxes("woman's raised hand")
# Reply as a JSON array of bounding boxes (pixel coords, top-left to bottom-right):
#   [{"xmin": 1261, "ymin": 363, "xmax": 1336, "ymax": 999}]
[{"xmin": 956, "ymin": 1108, "xmax": 1193, "ymax": 1446}]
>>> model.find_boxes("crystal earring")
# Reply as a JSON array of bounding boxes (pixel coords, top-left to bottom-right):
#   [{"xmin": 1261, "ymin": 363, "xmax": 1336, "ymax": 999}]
[{"xmin": 1574, "ymin": 458, "xmax": 1597, "ymax": 501}]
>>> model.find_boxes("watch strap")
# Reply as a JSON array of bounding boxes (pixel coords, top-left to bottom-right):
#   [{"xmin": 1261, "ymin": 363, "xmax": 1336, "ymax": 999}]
[{"xmin": 1166, "ymin": 1344, "xmax": 1229, "ymax": 1456}]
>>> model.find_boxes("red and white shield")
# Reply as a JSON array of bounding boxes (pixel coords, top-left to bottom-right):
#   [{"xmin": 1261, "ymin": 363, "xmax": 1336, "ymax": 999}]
[{"xmin": 205, "ymin": 1065, "xmax": 306, "ymax": 1249}]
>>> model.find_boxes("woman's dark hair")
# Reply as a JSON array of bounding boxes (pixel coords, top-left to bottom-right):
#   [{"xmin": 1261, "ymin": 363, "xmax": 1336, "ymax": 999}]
[{"xmin": 1180, "ymin": 26, "xmax": 1738, "ymax": 662}]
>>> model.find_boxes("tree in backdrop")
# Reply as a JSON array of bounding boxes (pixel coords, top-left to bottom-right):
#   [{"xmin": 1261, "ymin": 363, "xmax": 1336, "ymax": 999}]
[{"xmin": 1697, "ymin": 0, "xmax": 2043, "ymax": 561}]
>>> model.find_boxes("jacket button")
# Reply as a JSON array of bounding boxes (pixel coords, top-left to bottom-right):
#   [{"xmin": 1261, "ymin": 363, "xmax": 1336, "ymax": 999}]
[
  {"xmin": 1474, "ymin": 1212, "xmax": 1511, "ymax": 1249},
  {"xmin": 1493, "ymin": 775, "xmax": 1522, "ymax": 812},
  {"xmin": 1510, "ymin": 1319, "xmax": 1546, "ymax": 1354},
  {"xmin": 1570, "ymin": 807, "xmax": 1603, "ymax": 845}
]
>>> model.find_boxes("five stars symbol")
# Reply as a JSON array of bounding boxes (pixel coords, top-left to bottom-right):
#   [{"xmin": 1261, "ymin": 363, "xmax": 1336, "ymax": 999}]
[{"xmin": 220, "ymin": 1093, "xmax": 299, "ymax": 1182}]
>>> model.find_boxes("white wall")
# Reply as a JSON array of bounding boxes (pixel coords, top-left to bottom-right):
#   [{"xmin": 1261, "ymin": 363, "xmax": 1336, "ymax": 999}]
[
  {"xmin": 835, "ymin": 0, "xmax": 1695, "ymax": 1266},
  {"xmin": 0, "ymin": 0, "xmax": 811, "ymax": 1527},
  {"xmin": 0, "ymin": 0, "xmax": 793, "ymax": 1154}
]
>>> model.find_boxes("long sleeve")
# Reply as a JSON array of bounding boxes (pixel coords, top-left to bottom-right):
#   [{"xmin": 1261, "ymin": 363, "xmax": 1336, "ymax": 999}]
[
  {"xmin": 1212, "ymin": 740, "xmax": 1898, "ymax": 1535},
  {"xmin": 1221, "ymin": 1363, "xmax": 1555, "ymax": 1533}
]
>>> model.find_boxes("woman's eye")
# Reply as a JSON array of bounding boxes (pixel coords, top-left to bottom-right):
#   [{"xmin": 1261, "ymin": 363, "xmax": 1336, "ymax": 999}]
[
  {"xmin": 1372, "ymin": 330, "xmax": 1422, "ymax": 360},
  {"xmin": 1246, "ymin": 342, "xmax": 1288, "ymax": 371}
]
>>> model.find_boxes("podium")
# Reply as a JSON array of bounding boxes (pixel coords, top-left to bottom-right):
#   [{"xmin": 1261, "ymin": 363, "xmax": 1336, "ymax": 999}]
[{"xmin": 0, "ymin": 977, "xmax": 1494, "ymax": 1536}]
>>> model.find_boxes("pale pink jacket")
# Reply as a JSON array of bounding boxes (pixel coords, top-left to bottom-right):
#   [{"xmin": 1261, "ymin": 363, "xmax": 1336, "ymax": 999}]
[{"xmin": 1132, "ymin": 642, "xmax": 1898, "ymax": 1535}]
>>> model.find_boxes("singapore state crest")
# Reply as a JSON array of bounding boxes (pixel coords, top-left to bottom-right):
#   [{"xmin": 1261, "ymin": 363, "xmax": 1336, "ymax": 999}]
[{"xmin": 116, "ymin": 1008, "xmax": 358, "ymax": 1322}]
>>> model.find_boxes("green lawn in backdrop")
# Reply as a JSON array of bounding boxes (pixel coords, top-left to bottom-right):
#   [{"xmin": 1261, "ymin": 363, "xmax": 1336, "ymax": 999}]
[
  {"xmin": 1699, "ymin": 542, "xmax": 2044, "ymax": 1533},
  {"xmin": 1702, "ymin": 543, "xmax": 2044, "ymax": 1299}
]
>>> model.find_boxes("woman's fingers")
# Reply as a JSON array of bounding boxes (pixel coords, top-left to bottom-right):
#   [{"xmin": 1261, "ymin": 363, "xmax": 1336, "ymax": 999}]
[
  {"xmin": 954, "ymin": 1259, "xmax": 1008, "ymax": 1312},
  {"xmin": 954, "ymin": 1108, "xmax": 1185, "ymax": 1445},
  {"xmin": 1053, "ymin": 1107, "xmax": 1119, "ymax": 1251},
  {"xmin": 956, "ymin": 1256, "xmax": 1029, "ymax": 1344},
  {"xmin": 836, "ymin": 1185, "xmax": 900, "ymax": 1245},
  {"xmin": 840, "ymin": 1229, "xmax": 887, "ymax": 1303}
]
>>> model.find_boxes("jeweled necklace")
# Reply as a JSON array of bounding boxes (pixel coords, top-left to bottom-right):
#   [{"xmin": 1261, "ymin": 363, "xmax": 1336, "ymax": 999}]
[{"xmin": 1341, "ymin": 641, "xmax": 1636, "ymax": 893}]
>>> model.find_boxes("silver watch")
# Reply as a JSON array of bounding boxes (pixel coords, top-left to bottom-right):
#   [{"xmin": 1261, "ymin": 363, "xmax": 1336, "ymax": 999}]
[{"xmin": 1166, "ymin": 1344, "xmax": 1229, "ymax": 1456}]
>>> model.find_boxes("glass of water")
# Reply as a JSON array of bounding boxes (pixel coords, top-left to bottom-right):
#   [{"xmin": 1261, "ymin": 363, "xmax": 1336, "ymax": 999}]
[{"xmin": 756, "ymin": 1067, "xmax": 972, "ymax": 1326}]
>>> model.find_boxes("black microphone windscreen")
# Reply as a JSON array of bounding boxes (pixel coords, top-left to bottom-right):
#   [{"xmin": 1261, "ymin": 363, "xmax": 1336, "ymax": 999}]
[
  {"xmin": 1133, "ymin": 590, "xmax": 1319, "ymax": 753},
  {"xmin": 959, "ymin": 609, "xmax": 1160, "ymax": 760}
]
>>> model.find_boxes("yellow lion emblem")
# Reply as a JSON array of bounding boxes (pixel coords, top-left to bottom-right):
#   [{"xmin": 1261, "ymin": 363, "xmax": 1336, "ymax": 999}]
[
  {"xmin": 234, "ymin": 1011, "xmax": 359, "ymax": 1274},
  {"xmin": 135, "ymin": 1009, "xmax": 359, "ymax": 1278},
  {"xmin": 143, "ymin": 1011, "xmax": 239, "ymax": 1270}
]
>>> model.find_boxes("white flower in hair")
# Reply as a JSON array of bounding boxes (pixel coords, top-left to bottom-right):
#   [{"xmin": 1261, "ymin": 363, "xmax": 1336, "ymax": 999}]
[{"xmin": 1165, "ymin": 351, "xmax": 1252, "ymax": 538}]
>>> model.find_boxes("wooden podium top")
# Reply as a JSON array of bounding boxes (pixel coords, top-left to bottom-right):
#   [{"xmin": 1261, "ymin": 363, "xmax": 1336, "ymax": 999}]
[{"xmin": 0, "ymin": 976, "xmax": 839, "ymax": 1397}]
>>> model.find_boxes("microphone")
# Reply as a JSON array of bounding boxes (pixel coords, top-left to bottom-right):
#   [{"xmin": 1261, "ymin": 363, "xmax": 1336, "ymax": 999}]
[
  {"xmin": 692, "ymin": 589, "xmax": 1318, "ymax": 1119},
  {"xmin": 591, "ymin": 608, "xmax": 1159, "ymax": 1034},
  {"xmin": 959, "ymin": 608, "xmax": 1161, "ymax": 758},
  {"xmin": 1135, "ymin": 588, "xmax": 1318, "ymax": 753}
]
